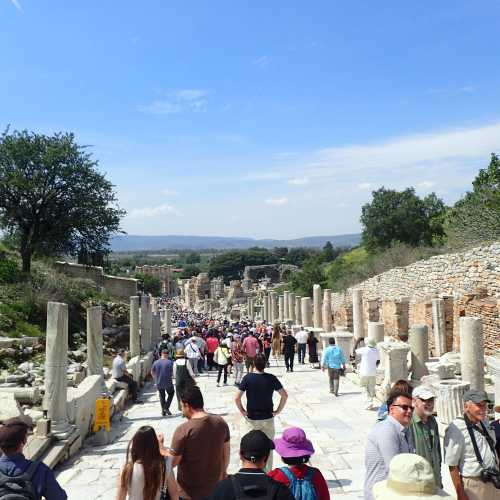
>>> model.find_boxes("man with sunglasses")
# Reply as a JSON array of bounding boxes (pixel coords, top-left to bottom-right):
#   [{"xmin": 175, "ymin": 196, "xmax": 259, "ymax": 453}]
[
  {"xmin": 444, "ymin": 389, "xmax": 499, "ymax": 500},
  {"xmin": 364, "ymin": 389, "xmax": 415, "ymax": 500}
]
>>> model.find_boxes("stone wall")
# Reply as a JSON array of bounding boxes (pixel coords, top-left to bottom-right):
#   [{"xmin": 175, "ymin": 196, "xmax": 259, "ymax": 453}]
[
  {"xmin": 54, "ymin": 262, "xmax": 137, "ymax": 298},
  {"xmin": 331, "ymin": 243, "xmax": 500, "ymax": 355}
]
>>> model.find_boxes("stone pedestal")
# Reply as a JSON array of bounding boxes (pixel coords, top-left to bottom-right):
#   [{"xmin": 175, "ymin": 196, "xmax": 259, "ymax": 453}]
[
  {"xmin": 352, "ymin": 289, "xmax": 365, "ymax": 340},
  {"xmin": 130, "ymin": 296, "xmax": 140, "ymax": 358},
  {"xmin": 436, "ymin": 380, "xmax": 470, "ymax": 425},
  {"xmin": 313, "ymin": 284, "xmax": 322, "ymax": 329},
  {"xmin": 409, "ymin": 324, "xmax": 429, "ymax": 381},
  {"xmin": 283, "ymin": 291, "xmax": 290, "ymax": 321},
  {"xmin": 460, "ymin": 317, "xmax": 485, "ymax": 391},
  {"xmin": 431, "ymin": 298, "xmax": 447, "ymax": 356},
  {"xmin": 379, "ymin": 341, "xmax": 410, "ymax": 398},
  {"xmin": 301, "ymin": 297, "xmax": 313, "ymax": 327},
  {"xmin": 44, "ymin": 302, "xmax": 73, "ymax": 438},
  {"xmin": 368, "ymin": 321, "xmax": 385, "ymax": 344},
  {"xmin": 278, "ymin": 296, "xmax": 284, "ymax": 322},
  {"xmin": 486, "ymin": 356, "xmax": 500, "ymax": 419},
  {"xmin": 334, "ymin": 329, "xmax": 354, "ymax": 362},
  {"xmin": 320, "ymin": 331, "xmax": 336, "ymax": 350},
  {"xmin": 86, "ymin": 306, "xmax": 103, "ymax": 380},
  {"xmin": 295, "ymin": 296, "xmax": 302, "ymax": 325},
  {"xmin": 289, "ymin": 292, "xmax": 296, "ymax": 323},
  {"xmin": 322, "ymin": 289, "xmax": 332, "ymax": 332}
]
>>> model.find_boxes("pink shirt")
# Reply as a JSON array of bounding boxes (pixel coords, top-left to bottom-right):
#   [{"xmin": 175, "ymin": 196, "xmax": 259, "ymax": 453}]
[
  {"xmin": 242, "ymin": 336, "xmax": 259, "ymax": 358},
  {"xmin": 206, "ymin": 337, "xmax": 219, "ymax": 354}
]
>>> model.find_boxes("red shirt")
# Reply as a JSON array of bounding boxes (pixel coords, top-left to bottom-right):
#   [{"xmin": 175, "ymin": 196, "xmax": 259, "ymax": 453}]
[
  {"xmin": 242, "ymin": 336, "xmax": 259, "ymax": 357},
  {"xmin": 206, "ymin": 337, "xmax": 219, "ymax": 354},
  {"xmin": 268, "ymin": 465, "xmax": 330, "ymax": 500}
]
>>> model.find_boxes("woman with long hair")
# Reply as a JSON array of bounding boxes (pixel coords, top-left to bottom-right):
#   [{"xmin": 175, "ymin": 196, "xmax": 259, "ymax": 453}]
[
  {"xmin": 271, "ymin": 324, "xmax": 282, "ymax": 362},
  {"xmin": 116, "ymin": 425, "xmax": 178, "ymax": 500}
]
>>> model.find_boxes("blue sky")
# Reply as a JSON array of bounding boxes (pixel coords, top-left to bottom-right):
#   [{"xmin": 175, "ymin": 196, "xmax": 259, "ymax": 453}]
[{"xmin": 2, "ymin": 1, "xmax": 500, "ymax": 239}]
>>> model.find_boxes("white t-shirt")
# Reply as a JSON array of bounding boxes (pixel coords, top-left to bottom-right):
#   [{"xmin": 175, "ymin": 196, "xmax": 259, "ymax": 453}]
[
  {"xmin": 127, "ymin": 457, "xmax": 173, "ymax": 500},
  {"xmin": 295, "ymin": 330, "xmax": 309, "ymax": 344},
  {"xmin": 112, "ymin": 355, "xmax": 126, "ymax": 378},
  {"xmin": 357, "ymin": 346, "xmax": 380, "ymax": 376}
]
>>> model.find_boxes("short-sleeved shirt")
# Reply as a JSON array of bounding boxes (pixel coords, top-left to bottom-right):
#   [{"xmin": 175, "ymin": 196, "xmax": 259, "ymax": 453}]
[
  {"xmin": 239, "ymin": 372, "xmax": 283, "ymax": 420},
  {"xmin": 282, "ymin": 335, "xmax": 297, "ymax": 353},
  {"xmin": 112, "ymin": 355, "xmax": 126, "ymax": 378},
  {"xmin": 356, "ymin": 346, "xmax": 380, "ymax": 377},
  {"xmin": 295, "ymin": 330, "xmax": 309, "ymax": 344},
  {"xmin": 242, "ymin": 336, "xmax": 259, "ymax": 358},
  {"xmin": 151, "ymin": 358, "xmax": 174, "ymax": 390},
  {"xmin": 321, "ymin": 346, "xmax": 346, "ymax": 369},
  {"xmin": 170, "ymin": 414, "xmax": 230, "ymax": 499},
  {"xmin": 444, "ymin": 417, "xmax": 498, "ymax": 477}
]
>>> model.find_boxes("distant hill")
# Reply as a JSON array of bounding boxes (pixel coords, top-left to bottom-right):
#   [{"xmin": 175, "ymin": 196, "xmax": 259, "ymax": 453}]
[{"xmin": 110, "ymin": 233, "xmax": 362, "ymax": 252}]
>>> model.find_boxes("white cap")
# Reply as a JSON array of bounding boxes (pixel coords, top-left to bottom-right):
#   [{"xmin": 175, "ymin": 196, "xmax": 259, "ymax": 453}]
[{"xmin": 412, "ymin": 385, "xmax": 436, "ymax": 400}]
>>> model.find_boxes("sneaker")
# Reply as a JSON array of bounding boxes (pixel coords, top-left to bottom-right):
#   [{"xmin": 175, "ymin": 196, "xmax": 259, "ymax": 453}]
[
  {"xmin": 162, "ymin": 410, "xmax": 167, "ymax": 416},
  {"xmin": 165, "ymin": 409, "xmax": 172, "ymax": 416},
  {"xmin": 216, "ymin": 383, "xmax": 220, "ymax": 387}
]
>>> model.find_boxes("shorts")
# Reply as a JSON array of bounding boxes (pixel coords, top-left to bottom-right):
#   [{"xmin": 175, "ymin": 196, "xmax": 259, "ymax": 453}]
[{"xmin": 245, "ymin": 356, "xmax": 255, "ymax": 369}]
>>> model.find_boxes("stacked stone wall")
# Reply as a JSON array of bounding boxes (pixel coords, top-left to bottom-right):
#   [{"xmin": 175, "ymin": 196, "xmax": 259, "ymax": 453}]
[{"xmin": 331, "ymin": 243, "xmax": 500, "ymax": 354}]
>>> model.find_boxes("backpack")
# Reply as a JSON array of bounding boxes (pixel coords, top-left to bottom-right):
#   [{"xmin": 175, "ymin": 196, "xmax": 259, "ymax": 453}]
[
  {"xmin": 280, "ymin": 466, "xmax": 317, "ymax": 500},
  {"xmin": 0, "ymin": 461, "xmax": 39, "ymax": 500},
  {"xmin": 230, "ymin": 474, "xmax": 279, "ymax": 500}
]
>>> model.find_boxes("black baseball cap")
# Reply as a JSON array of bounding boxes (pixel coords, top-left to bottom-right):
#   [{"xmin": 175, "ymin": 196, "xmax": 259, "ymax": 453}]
[
  {"xmin": 240, "ymin": 430, "xmax": 275, "ymax": 459},
  {"xmin": 463, "ymin": 389, "xmax": 490, "ymax": 404}
]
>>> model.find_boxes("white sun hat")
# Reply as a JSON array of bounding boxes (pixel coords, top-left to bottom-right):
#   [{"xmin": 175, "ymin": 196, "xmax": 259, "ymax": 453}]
[{"xmin": 373, "ymin": 454, "xmax": 452, "ymax": 499}]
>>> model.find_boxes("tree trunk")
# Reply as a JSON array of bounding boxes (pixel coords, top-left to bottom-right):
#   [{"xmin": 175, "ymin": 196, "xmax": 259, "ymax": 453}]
[{"xmin": 21, "ymin": 247, "xmax": 32, "ymax": 274}]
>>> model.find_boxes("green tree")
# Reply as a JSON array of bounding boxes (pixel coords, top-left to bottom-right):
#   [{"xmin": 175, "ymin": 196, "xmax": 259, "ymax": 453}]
[
  {"xmin": 0, "ymin": 130, "xmax": 125, "ymax": 272},
  {"xmin": 180, "ymin": 265, "xmax": 201, "ymax": 279},
  {"xmin": 185, "ymin": 252, "xmax": 201, "ymax": 264},
  {"xmin": 446, "ymin": 153, "xmax": 500, "ymax": 246},
  {"xmin": 360, "ymin": 187, "xmax": 446, "ymax": 253},
  {"xmin": 272, "ymin": 247, "xmax": 289, "ymax": 260},
  {"xmin": 284, "ymin": 247, "xmax": 319, "ymax": 266},
  {"xmin": 289, "ymin": 256, "xmax": 326, "ymax": 296},
  {"xmin": 135, "ymin": 273, "xmax": 162, "ymax": 295},
  {"xmin": 321, "ymin": 241, "xmax": 341, "ymax": 262}
]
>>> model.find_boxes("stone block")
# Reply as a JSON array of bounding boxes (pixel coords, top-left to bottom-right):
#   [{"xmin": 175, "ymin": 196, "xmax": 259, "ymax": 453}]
[{"xmin": 0, "ymin": 393, "xmax": 23, "ymax": 420}]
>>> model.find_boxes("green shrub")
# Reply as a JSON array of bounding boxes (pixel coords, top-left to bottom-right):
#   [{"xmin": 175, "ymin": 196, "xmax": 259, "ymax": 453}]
[
  {"xmin": 0, "ymin": 258, "xmax": 20, "ymax": 283},
  {"xmin": 14, "ymin": 320, "xmax": 43, "ymax": 338}
]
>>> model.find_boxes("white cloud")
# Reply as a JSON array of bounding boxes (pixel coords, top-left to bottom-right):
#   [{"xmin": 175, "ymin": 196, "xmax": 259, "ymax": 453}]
[
  {"xmin": 265, "ymin": 197, "xmax": 288, "ymax": 206},
  {"xmin": 161, "ymin": 188, "xmax": 179, "ymax": 197},
  {"xmin": 127, "ymin": 204, "xmax": 180, "ymax": 219},
  {"xmin": 10, "ymin": 0, "xmax": 22, "ymax": 12},
  {"xmin": 253, "ymin": 55, "xmax": 271, "ymax": 68},
  {"xmin": 357, "ymin": 182, "xmax": 372, "ymax": 190},
  {"xmin": 138, "ymin": 89, "xmax": 209, "ymax": 115},
  {"xmin": 288, "ymin": 177, "xmax": 309, "ymax": 186},
  {"xmin": 416, "ymin": 180, "xmax": 436, "ymax": 189}
]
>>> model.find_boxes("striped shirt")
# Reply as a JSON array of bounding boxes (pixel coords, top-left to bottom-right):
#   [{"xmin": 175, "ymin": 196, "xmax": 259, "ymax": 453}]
[{"xmin": 364, "ymin": 415, "xmax": 415, "ymax": 500}]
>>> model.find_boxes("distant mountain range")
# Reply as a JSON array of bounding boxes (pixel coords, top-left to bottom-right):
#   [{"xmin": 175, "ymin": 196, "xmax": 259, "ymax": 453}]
[{"xmin": 110, "ymin": 233, "xmax": 362, "ymax": 252}]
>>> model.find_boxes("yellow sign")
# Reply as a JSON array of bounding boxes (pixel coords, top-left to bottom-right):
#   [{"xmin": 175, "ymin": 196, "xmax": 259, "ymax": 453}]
[{"xmin": 93, "ymin": 398, "xmax": 111, "ymax": 432}]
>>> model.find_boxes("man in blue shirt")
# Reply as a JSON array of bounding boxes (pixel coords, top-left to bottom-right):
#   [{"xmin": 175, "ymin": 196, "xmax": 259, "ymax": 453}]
[
  {"xmin": 321, "ymin": 337, "xmax": 346, "ymax": 396},
  {"xmin": 151, "ymin": 349, "xmax": 175, "ymax": 416},
  {"xmin": 0, "ymin": 416, "xmax": 67, "ymax": 500}
]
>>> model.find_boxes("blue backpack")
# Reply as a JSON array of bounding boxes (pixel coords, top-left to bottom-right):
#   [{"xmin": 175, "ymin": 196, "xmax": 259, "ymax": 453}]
[{"xmin": 280, "ymin": 466, "xmax": 317, "ymax": 500}]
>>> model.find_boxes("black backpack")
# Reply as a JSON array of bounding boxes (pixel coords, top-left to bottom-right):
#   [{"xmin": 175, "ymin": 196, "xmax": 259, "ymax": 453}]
[
  {"xmin": 231, "ymin": 474, "xmax": 280, "ymax": 500},
  {"xmin": 0, "ymin": 461, "xmax": 39, "ymax": 500}
]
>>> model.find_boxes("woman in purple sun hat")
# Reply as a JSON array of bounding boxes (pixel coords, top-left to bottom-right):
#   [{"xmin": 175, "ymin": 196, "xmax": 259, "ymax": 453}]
[{"xmin": 269, "ymin": 427, "xmax": 330, "ymax": 499}]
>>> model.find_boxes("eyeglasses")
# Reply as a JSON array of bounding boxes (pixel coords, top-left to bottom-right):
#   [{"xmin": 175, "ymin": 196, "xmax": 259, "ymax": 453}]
[{"xmin": 392, "ymin": 404, "xmax": 414, "ymax": 412}]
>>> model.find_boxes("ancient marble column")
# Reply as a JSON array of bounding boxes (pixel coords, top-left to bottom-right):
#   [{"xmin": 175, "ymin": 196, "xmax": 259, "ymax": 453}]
[
  {"xmin": 130, "ymin": 296, "xmax": 140, "ymax": 358},
  {"xmin": 248, "ymin": 297, "xmax": 255, "ymax": 320},
  {"xmin": 313, "ymin": 284, "xmax": 322, "ymax": 328},
  {"xmin": 431, "ymin": 298, "xmax": 447, "ymax": 356},
  {"xmin": 283, "ymin": 291, "xmax": 290, "ymax": 321},
  {"xmin": 152, "ymin": 313, "xmax": 161, "ymax": 346},
  {"xmin": 278, "ymin": 296, "xmax": 284, "ymax": 322},
  {"xmin": 288, "ymin": 292, "xmax": 296, "ymax": 323},
  {"xmin": 436, "ymin": 380, "xmax": 470, "ymax": 425},
  {"xmin": 352, "ymin": 289, "xmax": 365, "ymax": 340},
  {"xmin": 301, "ymin": 297, "xmax": 312, "ymax": 327},
  {"xmin": 86, "ymin": 306, "xmax": 103, "ymax": 378},
  {"xmin": 486, "ymin": 356, "xmax": 500, "ymax": 419},
  {"xmin": 141, "ymin": 295, "xmax": 153, "ymax": 352},
  {"xmin": 409, "ymin": 324, "xmax": 429, "ymax": 381},
  {"xmin": 460, "ymin": 317, "xmax": 485, "ymax": 391},
  {"xmin": 270, "ymin": 292, "xmax": 278, "ymax": 323},
  {"xmin": 263, "ymin": 295, "xmax": 269, "ymax": 323},
  {"xmin": 165, "ymin": 308, "xmax": 172, "ymax": 336},
  {"xmin": 44, "ymin": 302, "xmax": 73, "ymax": 438},
  {"xmin": 368, "ymin": 321, "xmax": 385, "ymax": 344},
  {"xmin": 322, "ymin": 289, "xmax": 332, "ymax": 332},
  {"xmin": 379, "ymin": 341, "xmax": 410, "ymax": 398},
  {"xmin": 295, "ymin": 296, "xmax": 302, "ymax": 325}
]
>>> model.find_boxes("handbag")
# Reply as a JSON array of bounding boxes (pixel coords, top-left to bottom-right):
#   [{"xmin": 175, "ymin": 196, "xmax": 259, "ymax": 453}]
[{"xmin": 160, "ymin": 457, "xmax": 171, "ymax": 500}]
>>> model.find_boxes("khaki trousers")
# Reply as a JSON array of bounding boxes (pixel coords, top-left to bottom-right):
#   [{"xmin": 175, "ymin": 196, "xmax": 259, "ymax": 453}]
[
  {"xmin": 463, "ymin": 476, "xmax": 499, "ymax": 500},
  {"xmin": 243, "ymin": 416, "xmax": 275, "ymax": 472}
]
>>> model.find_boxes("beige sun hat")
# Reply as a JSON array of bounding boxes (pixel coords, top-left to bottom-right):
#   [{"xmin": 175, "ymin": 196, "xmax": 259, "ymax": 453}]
[{"xmin": 373, "ymin": 454, "xmax": 452, "ymax": 499}]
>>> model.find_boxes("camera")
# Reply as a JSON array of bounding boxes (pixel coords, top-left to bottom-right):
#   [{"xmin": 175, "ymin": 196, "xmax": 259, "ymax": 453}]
[{"xmin": 480, "ymin": 467, "xmax": 500, "ymax": 489}]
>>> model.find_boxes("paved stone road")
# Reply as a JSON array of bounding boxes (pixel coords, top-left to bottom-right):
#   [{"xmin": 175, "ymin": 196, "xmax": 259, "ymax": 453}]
[{"xmin": 55, "ymin": 360, "xmax": 408, "ymax": 499}]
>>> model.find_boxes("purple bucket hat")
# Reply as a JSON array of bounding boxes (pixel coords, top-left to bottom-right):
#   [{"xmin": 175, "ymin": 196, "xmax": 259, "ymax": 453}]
[{"xmin": 274, "ymin": 427, "xmax": 315, "ymax": 458}]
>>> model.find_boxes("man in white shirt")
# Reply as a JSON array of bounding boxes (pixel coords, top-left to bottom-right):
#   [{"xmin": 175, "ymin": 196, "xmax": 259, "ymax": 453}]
[
  {"xmin": 295, "ymin": 327, "xmax": 309, "ymax": 364},
  {"xmin": 112, "ymin": 348, "xmax": 140, "ymax": 402},
  {"xmin": 185, "ymin": 337, "xmax": 201, "ymax": 376},
  {"xmin": 356, "ymin": 337, "xmax": 380, "ymax": 409}
]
